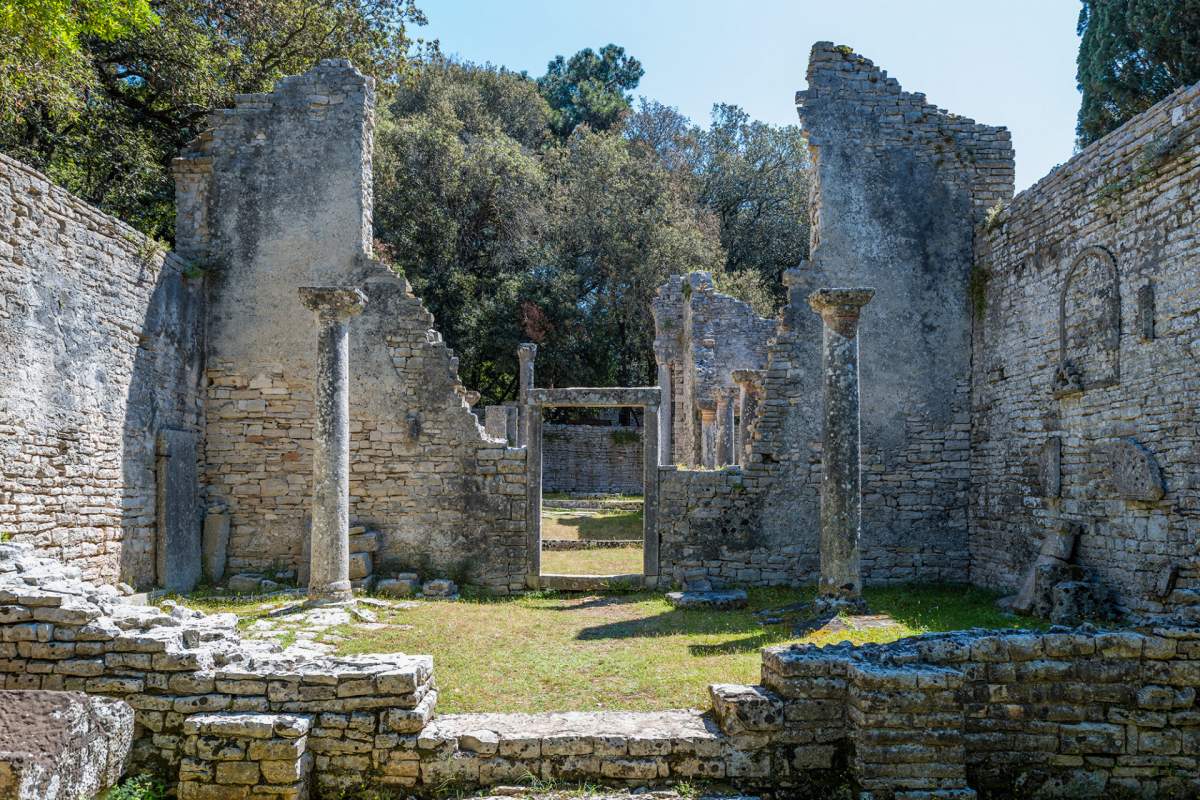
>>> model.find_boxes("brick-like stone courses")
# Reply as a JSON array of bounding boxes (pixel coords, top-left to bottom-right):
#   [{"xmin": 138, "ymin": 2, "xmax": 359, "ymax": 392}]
[
  {"xmin": 543, "ymin": 424, "xmax": 643, "ymax": 495},
  {"xmin": 970, "ymin": 80, "xmax": 1200, "ymax": 617},
  {"xmin": 174, "ymin": 61, "xmax": 528, "ymax": 592},
  {"xmin": 748, "ymin": 625, "xmax": 1200, "ymax": 798},
  {"xmin": 0, "ymin": 153, "xmax": 204, "ymax": 588},
  {"xmin": 791, "ymin": 43, "xmax": 1015, "ymax": 587},
  {"xmin": 0, "ymin": 543, "xmax": 437, "ymax": 796}
]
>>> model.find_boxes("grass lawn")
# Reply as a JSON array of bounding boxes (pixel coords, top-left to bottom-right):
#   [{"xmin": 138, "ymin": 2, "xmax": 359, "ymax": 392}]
[
  {"xmin": 177, "ymin": 583, "xmax": 1037, "ymax": 714},
  {"xmin": 540, "ymin": 546, "xmax": 643, "ymax": 575},
  {"xmin": 542, "ymin": 508, "xmax": 644, "ymax": 541}
]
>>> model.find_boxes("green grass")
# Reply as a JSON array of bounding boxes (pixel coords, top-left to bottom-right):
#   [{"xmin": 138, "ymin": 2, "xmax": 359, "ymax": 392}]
[
  {"xmin": 541, "ymin": 546, "xmax": 643, "ymax": 575},
  {"xmin": 542, "ymin": 509, "xmax": 643, "ymax": 541},
  {"xmin": 178, "ymin": 583, "xmax": 1036, "ymax": 714}
]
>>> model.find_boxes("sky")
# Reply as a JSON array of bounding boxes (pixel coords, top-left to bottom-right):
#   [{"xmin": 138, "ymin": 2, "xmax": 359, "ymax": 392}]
[{"xmin": 416, "ymin": 0, "xmax": 1083, "ymax": 192}]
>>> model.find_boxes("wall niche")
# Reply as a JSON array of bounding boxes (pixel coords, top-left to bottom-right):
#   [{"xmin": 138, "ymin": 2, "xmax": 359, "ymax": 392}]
[{"xmin": 1053, "ymin": 246, "xmax": 1120, "ymax": 397}]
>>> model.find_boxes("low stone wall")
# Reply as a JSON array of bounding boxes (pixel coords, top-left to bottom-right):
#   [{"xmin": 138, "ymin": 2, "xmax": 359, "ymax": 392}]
[
  {"xmin": 543, "ymin": 424, "xmax": 644, "ymax": 495},
  {"xmin": 0, "ymin": 543, "xmax": 436, "ymax": 797}
]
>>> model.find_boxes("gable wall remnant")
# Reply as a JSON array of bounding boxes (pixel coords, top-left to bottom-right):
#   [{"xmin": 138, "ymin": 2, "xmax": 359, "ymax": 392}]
[
  {"xmin": 174, "ymin": 60, "xmax": 528, "ymax": 592},
  {"xmin": 0, "ymin": 153, "xmax": 205, "ymax": 587},
  {"xmin": 969, "ymin": 79, "xmax": 1200, "ymax": 616},
  {"xmin": 791, "ymin": 42, "xmax": 1015, "ymax": 584}
]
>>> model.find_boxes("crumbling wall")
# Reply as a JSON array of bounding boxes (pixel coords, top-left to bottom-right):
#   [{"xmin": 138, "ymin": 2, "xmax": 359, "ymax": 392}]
[
  {"xmin": 790, "ymin": 43, "xmax": 1014, "ymax": 584},
  {"xmin": 970, "ymin": 80, "xmax": 1200, "ymax": 616},
  {"xmin": 652, "ymin": 273, "xmax": 774, "ymax": 467},
  {"xmin": 0, "ymin": 153, "xmax": 204, "ymax": 587},
  {"xmin": 543, "ymin": 424, "xmax": 643, "ymax": 495},
  {"xmin": 175, "ymin": 60, "xmax": 527, "ymax": 592}
]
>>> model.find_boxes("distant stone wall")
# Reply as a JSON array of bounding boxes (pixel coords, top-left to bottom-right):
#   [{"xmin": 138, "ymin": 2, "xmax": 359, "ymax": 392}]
[
  {"xmin": 653, "ymin": 273, "xmax": 775, "ymax": 467},
  {"xmin": 970, "ymin": 80, "xmax": 1200, "ymax": 616},
  {"xmin": 175, "ymin": 61, "xmax": 527, "ymax": 593},
  {"xmin": 0, "ymin": 153, "xmax": 204, "ymax": 587},
  {"xmin": 543, "ymin": 424, "xmax": 643, "ymax": 495}
]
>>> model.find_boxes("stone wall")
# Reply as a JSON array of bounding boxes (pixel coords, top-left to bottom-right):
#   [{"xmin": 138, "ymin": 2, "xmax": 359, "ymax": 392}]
[
  {"xmin": 969, "ymin": 79, "xmax": 1200, "ymax": 617},
  {"xmin": 5, "ymin": 543, "xmax": 1199, "ymax": 799},
  {"xmin": 789, "ymin": 42, "xmax": 1014, "ymax": 587},
  {"xmin": 543, "ymin": 424, "xmax": 643, "ymax": 495},
  {"xmin": 0, "ymin": 153, "xmax": 204, "ymax": 588},
  {"xmin": 174, "ymin": 60, "xmax": 528, "ymax": 593}
]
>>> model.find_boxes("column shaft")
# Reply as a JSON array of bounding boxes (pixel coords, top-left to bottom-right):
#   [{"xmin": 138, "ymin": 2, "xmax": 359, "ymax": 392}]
[
  {"xmin": 809, "ymin": 288, "xmax": 874, "ymax": 609},
  {"xmin": 517, "ymin": 343, "xmax": 537, "ymax": 447},
  {"xmin": 299, "ymin": 286, "xmax": 366, "ymax": 605}
]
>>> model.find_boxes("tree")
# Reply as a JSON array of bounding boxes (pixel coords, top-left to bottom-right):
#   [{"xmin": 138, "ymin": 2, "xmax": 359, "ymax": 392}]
[
  {"xmin": 537, "ymin": 44, "xmax": 644, "ymax": 137},
  {"xmin": 0, "ymin": 0, "xmax": 427, "ymax": 237},
  {"xmin": 0, "ymin": 0, "xmax": 158, "ymax": 125},
  {"xmin": 374, "ymin": 60, "xmax": 550, "ymax": 403},
  {"xmin": 1076, "ymin": 0, "xmax": 1200, "ymax": 145},
  {"xmin": 627, "ymin": 100, "xmax": 811, "ymax": 315}
]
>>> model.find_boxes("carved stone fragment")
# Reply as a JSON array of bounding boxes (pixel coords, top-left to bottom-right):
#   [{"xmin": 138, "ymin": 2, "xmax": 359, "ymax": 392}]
[
  {"xmin": 1038, "ymin": 437, "xmax": 1061, "ymax": 498},
  {"xmin": 1107, "ymin": 438, "xmax": 1165, "ymax": 501}
]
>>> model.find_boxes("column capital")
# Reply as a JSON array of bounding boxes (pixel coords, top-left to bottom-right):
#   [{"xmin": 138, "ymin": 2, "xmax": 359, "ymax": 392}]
[
  {"xmin": 299, "ymin": 286, "xmax": 367, "ymax": 317},
  {"xmin": 808, "ymin": 287, "xmax": 874, "ymax": 337},
  {"xmin": 731, "ymin": 369, "xmax": 766, "ymax": 391},
  {"xmin": 517, "ymin": 342, "xmax": 538, "ymax": 361}
]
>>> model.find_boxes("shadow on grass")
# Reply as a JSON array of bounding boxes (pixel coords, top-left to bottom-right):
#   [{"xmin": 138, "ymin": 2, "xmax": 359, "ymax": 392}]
[
  {"xmin": 544, "ymin": 510, "xmax": 644, "ymax": 541},
  {"xmin": 862, "ymin": 583, "xmax": 1040, "ymax": 633}
]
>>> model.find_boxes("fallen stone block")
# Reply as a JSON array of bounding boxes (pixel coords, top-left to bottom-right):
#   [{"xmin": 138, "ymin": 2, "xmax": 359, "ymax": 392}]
[
  {"xmin": 665, "ymin": 590, "xmax": 748, "ymax": 610},
  {"xmin": 0, "ymin": 690, "xmax": 134, "ymax": 800}
]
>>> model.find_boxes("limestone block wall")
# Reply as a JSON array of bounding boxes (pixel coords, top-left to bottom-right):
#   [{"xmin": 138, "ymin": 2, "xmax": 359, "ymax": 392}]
[
  {"xmin": 543, "ymin": 424, "xmax": 643, "ymax": 495},
  {"xmin": 970, "ymin": 80, "xmax": 1200, "ymax": 616},
  {"xmin": 0, "ymin": 153, "xmax": 205, "ymax": 588},
  {"xmin": 175, "ymin": 61, "xmax": 528, "ymax": 592},
  {"xmin": 786, "ymin": 43, "xmax": 1013, "ymax": 585}
]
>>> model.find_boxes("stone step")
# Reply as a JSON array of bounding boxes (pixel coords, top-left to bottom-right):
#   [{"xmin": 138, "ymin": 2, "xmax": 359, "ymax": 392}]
[
  {"xmin": 541, "ymin": 539, "xmax": 642, "ymax": 551},
  {"xmin": 708, "ymin": 684, "xmax": 784, "ymax": 735},
  {"xmin": 539, "ymin": 573, "xmax": 644, "ymax": 592}
]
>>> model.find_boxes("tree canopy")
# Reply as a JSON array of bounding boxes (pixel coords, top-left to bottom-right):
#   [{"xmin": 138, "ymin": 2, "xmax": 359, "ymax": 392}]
[
  {"xmin": 1076, "ymin": 0, "xmax": 1200, "ymax": 145},
  {"xmin": 537, "ymin": 44, "xmax": 644, "ymax": 137}
]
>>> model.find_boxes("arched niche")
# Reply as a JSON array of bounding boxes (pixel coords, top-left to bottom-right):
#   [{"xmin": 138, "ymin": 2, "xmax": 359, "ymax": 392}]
[{"xmin": 1053, "ymin": 245, "xmax": 1120, "ymax": 397}]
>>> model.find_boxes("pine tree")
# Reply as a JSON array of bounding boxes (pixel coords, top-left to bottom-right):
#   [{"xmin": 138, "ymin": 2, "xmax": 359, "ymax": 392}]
[{"xmin": 1076, "ymin": 0, "xmax": 1200, "ymax": 145}]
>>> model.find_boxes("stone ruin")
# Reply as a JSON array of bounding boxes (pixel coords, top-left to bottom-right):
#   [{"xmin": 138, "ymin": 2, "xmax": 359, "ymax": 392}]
[{"xmin": 0, "ymin": 39, "xmax": 1199, "ymax": 798}]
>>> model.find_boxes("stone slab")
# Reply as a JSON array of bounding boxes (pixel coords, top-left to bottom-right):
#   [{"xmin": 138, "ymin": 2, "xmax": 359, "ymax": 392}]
[
  {"xmin": 666, "ymin": 590, "xmax": 749, "ymax": 611},
  {"xmin": 156, "ymin": 429, "xmax": 202, "ymax": 593}
]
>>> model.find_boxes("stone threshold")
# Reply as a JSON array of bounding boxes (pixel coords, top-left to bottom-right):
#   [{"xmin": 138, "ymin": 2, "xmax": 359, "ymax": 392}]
[{"xmin": 539, "ymin": 573, "xmax": 644, "ymax": 591}]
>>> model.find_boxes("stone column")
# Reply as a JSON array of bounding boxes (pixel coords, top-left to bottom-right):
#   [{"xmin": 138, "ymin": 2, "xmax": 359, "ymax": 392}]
[
  {"xmin": 699, "ymin": 407, "xmax": 717, "ymax": 468},
  {"xmin": 715, "ymin": 389, "xmax": 735, "ymax": 467},
  {"xmin": 642, "ymin": 401, "xmax": 661, "ymax": 584},
  {"xmin": 299, "ymin": 286, "xmax": 367, "ymax": 605},
  {"xmin": 808, "ymin": 287, "xmax": 874, "ymax": 612},
  {"xmin": 656, "ymin": 357, "xmax": 672, "ymax": 466},
  {"xmin": 732, "ymin": 369, "xmax": 765, "ymax": 466},
  {"xmin": 517, "ymin": 343, "xmax": 537, "ymax": 447}
]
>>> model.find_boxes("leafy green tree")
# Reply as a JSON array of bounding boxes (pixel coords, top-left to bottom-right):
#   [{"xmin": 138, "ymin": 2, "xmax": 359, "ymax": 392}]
[
  {"xmin": 539, "ymin": 128, "xmax": 722, "ymax": 388},
  {"xmin": 537, "ymin": 44, "xmax": 644, "ymax": 137},
  {"xmin": 0, "ymin": 0, "xmax": 427, "ymax": 237},
  {"xmin": 1076, "ymin": 0, "xmax": 1200, "ymax": 145},
  {"xmin": 374, "ymin": 60, "xmax": 550, "ymax": 402},
  {"xmin": 0, "ymin": 0, "xmax": 158, "ymax": 124},
  {"xmin": 627, "ymin": 100, "xmax": 811, "ymax": 315}
]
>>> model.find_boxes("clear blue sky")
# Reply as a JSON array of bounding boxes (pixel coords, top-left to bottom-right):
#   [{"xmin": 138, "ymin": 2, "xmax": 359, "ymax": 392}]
[{"xmin": 417, "ymin": 0, "xmax": 1083, "ymax": 191}]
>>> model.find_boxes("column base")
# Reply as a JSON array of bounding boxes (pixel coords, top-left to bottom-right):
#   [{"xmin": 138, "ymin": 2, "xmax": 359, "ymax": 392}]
[
  {"xmin": 306, "ymin": 582, "xmax": 353, "ymax": 606},
  {"xmin": 813, "ymin": 594, "xmax": 869, "ymax": 615}
]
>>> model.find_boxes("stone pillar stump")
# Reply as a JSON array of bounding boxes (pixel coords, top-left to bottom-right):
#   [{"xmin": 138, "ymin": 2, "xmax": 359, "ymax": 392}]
[
  {"xmin": 809, "ymin": 287, "xmax": 874, "ymax": 612},
  {"xmin": 299, "ymin": 286, "xmax": 366, "ymax": 604},
  {"xmin": 517, "ymin": 343, "xmax": 537, "ymax": 447}
]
